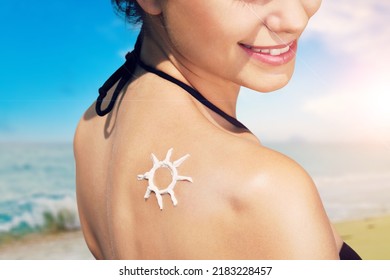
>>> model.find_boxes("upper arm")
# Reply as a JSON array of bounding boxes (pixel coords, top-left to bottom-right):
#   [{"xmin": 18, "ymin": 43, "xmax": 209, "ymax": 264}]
[{"xmin": 245, "ymin": 152, "xmax": 339, "ymax": 259}]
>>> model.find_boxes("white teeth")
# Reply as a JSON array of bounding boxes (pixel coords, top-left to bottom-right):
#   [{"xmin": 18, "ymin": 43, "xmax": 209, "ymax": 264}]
[
  {"xmin": 253, "ymin": 48, "xmax": 271, "ymax": 53},
  {"xmin": 269, "ymin": 46, "xmax": 290, "ymax": 56},
  {"xmin": 270, "ymin": 49, "xmax": 282, "ymax": 56},
  {"xmin": 245, "ymin": 44, "xmax": 291, "ymax": 56},
  {"xmin": 251, "ymin": 47, "xmax": 262, "ymax": 52},
  {"xmin": 279, "ymin": 45, "xmax": 290, "ymax": 54}
]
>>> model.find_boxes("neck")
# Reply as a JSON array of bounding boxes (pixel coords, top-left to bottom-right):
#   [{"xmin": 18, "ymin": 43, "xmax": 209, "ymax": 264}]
[{"xmin": 139, "ymin": 25, "xmax": 242, "ymax": 129}]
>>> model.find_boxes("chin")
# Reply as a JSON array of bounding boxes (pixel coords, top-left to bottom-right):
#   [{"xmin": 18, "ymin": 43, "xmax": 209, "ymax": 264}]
[
  {"xmin": 243, "ymin": 73, "xmax": 293, "ymax": 93},
  {"xmin": 239, "ymin": 62, "xmax": 296, "ymax": 93}
]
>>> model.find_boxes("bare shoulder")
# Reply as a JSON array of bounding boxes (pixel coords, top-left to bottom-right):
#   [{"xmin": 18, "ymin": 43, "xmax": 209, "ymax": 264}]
[
  {"xmin": 73, "ymin": 101, "xmax": 109, "ymax": 161},
  {"xmin": 220, "ymin": 142, "xmax": 339, "ymax": 259},
  {"xmin": 73, "ymin": 103, "xmax": 97, "ymax": 151},
  {"xmin": 73, "ymin": 102, "xmax": 111, "ymax": 201}
]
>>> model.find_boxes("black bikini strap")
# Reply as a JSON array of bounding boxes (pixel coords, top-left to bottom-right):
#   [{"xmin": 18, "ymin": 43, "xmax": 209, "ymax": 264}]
[
  {"xmin": 95, "ymin": 33, "xmax": 143, "ymax": 116},
  {"xmin": 136, "ymin": 60, "xmax": 248, "ymax": 130},
  {"xmin": 95, "ymin": 32, "xmax": 248, "ymax": 130}
]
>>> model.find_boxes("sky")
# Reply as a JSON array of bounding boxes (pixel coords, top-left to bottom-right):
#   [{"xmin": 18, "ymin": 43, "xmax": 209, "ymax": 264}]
[{"xmin": 0, "ymin": 0, "xmax": 389, "ymax": 144}]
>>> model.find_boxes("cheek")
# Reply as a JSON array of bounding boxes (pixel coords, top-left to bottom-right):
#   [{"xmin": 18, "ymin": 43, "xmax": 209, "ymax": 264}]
[
  {"xmin": 164, "ymin": 2, "xmax": 250, "ymax": 61},
  {"xmin": 164, "ymin": 7, "xmax": 214, "ymax": 58},
  {"xmin": 304, "ymin": 0, "xmax": 322, "ymax": 18}
]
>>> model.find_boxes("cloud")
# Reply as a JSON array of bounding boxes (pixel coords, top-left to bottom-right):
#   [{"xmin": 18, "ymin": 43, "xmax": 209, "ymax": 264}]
[
  {"xmin": 303, "ymin": 63, "xmax": 390, "ymax": 143},
  {"xmin": 298, "ymin": 0, "xmax": 390, "ymax": 142},
  {"xmin": 307, "ymin": 0, "xmax": 390, "ymax": 64},
  {"xmin": 303, "ymin": 74, "xmax": 390, "ymax": 135}
]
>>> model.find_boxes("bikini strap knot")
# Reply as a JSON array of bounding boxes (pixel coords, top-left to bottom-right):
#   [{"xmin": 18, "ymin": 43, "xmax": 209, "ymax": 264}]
[
  {"xmin": 95, "ymin": 33, "xmax": 143, "ymax": 116},
  {"xmin": 95, "ymin": 31, "xmax": 248, "ymax": 130}
]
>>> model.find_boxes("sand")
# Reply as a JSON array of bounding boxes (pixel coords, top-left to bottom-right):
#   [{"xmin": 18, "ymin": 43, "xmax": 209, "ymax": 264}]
[
  {"xmin": 0, "ymin": 216, "xmax": 389, "ymax": 260},
  {"xmin": 0, "ymin": 230, "xmax": 94, "ymax": 260},
  {"xmin": 334, "ymin": 215, "xmax": 390, "ymax": 260}
]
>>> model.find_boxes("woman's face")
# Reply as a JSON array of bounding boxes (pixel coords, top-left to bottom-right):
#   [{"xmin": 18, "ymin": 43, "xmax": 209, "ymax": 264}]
[{"xmin": 159, "ymin": 0, "xmax": 322, "ymax": 92}]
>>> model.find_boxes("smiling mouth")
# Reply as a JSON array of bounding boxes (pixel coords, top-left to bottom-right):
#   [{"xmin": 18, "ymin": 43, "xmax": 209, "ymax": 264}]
[{"xmin": 240, "ymin": 42, "xmax": 294, "ymax": 56}]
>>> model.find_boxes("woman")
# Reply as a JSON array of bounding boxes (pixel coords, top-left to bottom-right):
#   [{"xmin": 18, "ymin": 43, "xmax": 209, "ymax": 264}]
[{"xmin": 74, "ymin": 0, "xmax": 361, "ymax": 259}]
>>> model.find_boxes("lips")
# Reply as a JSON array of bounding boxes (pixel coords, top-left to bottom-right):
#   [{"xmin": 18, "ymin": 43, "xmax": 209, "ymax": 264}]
[{"xmin": 239, "ymin": 41, "xmax": 297, "ymax": 66}]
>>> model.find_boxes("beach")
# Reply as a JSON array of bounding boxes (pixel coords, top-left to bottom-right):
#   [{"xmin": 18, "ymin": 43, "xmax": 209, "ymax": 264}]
[
  {"xmin": 334, "ymin": 215, "xmax": 390, "ymax": 260},
  {"xmin": 0, "ymin": 230, "xmax": 93, "ymax": 260},
  {"xmin": 0, "ymin": 216, "xmax": 388, "ymax": 260}
]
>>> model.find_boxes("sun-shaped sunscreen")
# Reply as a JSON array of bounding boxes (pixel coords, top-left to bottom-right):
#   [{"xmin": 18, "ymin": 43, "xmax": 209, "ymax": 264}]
[{"xmin": 137, "ymin": 148, "xmax": 193, "ymax": 210}]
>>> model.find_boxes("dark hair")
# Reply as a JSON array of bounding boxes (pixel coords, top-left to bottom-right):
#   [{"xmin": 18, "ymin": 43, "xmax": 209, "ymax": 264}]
[{"xmin": 111, "ymin": 0, "xmax": 144, "ymax": 24}]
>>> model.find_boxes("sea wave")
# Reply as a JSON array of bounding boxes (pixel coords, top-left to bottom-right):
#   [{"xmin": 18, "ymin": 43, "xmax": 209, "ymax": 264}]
[
  {"xmin": 313, "ymin": 171, "xmax": 390, "ymax": 186},
  {"xmin": 314, "ymin": 171, "xmax": 390, "ymax": 221},
  {"xmin": 0, "ymin": 193, "xmax": 80, "ymax": 241}
]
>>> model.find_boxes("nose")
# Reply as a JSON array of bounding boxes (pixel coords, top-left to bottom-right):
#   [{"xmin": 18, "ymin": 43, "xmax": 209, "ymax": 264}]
[{"xmin": 263, "ymin": 1, "xmax": 309, "ymax": 35}]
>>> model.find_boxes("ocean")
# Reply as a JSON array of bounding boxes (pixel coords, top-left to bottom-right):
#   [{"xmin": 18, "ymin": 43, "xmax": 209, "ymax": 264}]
[
  {"xmin": 0, "ymin": 142, "xmax": 78, "ymax": 242},
  {"xmin": 0, "ymin": 141, "xmax": 389, "ymax": 242},
  {"xmin": 270, "ymin": 141, "xmax": 390, "ymax": 222}
]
